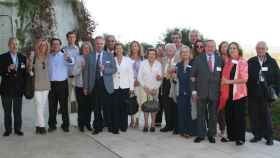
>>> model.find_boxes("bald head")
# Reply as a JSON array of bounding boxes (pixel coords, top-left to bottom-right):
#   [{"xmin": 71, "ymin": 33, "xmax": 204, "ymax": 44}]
[{"xmin": 256, "ymin": 41, "xmax": 268, "ymax": 57}]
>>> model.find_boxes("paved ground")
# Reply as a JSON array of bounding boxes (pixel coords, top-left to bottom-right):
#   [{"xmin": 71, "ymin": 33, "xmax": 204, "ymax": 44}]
[{"xmin": 0, "ymin": 99, "xmax": 279, "ymax": 158}]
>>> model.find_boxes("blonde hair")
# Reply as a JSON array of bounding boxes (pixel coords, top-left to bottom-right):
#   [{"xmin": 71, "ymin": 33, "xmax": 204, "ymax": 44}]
[{"xmin": 35, "ymin": 39, "xmax": 49, "ymax": 58}]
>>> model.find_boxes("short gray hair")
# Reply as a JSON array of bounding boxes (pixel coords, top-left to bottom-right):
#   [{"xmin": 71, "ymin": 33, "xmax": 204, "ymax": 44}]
[
  {"xmin": 180, "ymin": 45, "xmax": 191, "ymax": 54},
  {"xmin": 256, "ymin": 41, "xmax": 268, "ymax": 49},
  {"xmin": 165, "ymin": 43, "xmax": 176, "ymax": 51},
  {"xmin": 8, "ymin": 37, "xmax": 17, "ymax": 45},
  {"xmin": 80, "ymin": 41, "xmax": 93, "ymax": 54},
  {"xmin": 188, "ymin": 30, "xmax": 201, "ymax": 41}
]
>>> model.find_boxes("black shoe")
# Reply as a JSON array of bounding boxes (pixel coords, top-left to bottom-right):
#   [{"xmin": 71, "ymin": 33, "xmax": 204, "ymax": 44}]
[
  {"xmin": 79, "ymin": 127, "xmax": 85, "ymax": 132},
  {"xmin": 250, "ymin": 137, "xmax": 261, "ymax": 143},
  {"xmin": 40, "ymin": 127, "xmax": 47, "ymax": 135},
  {"xmin": 15, "ymin": 131, "xmax": 24, "ymax": 136},
  {"xmin": 143, "ymin": 127, "xmax": 148, "ymax": 132},
  {"xmin": 112, "ymin": 130, "xmax": 119, "ymax": 134},
  {"xmin": 92, "ymin": 129, "xmax": 100, "ymax": 135},
  {"xmin": 86, "ymin": 125, "xmax": 92, "ymax": 131},
  {"xmin": 160, "ymin": 127, "xmax": 172, "ymax": 132},
  {"xmin": 194, "ymin": 137, "xmax": 205, "ymax": 143},
  {"xmin": 236, "ymin": 140, "xmax": 245, "ymax": 146},
  {"xmin": 48, "ymin": 127, "xmax": 57, "ymax": 132},
  {"xmin": 208, "ymin": 137, "xmax": 216, "ymax": 143},
  {"xmin": 266, "ymin": 139, "xmax": 274, "ymax": 146},
  {"xmin": 173, "ymin": 130, "xmax": 178, "ymax": 135},
  {"xmin": 3, "ymin": 131, "xmax": 11, "ymax": 137},
  {"xmin": 35, "ymin": 127, "xmax": 40, "ymax": 134},
  {"xmin": 150, "ymin": 127, "xmax": 155, "ymax": 132},
  {"xmin": 221, "ymin": 137, "xmax": 229, "ymax": 142},
  {"xmin": 120, "ymin": 129, "xmax": 127, "ymax": 132},
  {"xmin": 61, "ymin": 127, "xmax": 69, "ymax": 132}
]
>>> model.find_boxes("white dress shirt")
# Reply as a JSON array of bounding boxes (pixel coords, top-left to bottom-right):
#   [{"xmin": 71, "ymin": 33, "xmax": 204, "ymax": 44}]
[
  {"xmin": 206, "ymin": 53, "xmax": 215, "ymax": 71},
  {"xmin": 113, "ymin": 56, "xmax": 134, "ymax": 90},
  {"xmin": 138, "ymin": 59, "xmax": 162, "ymax": 90}
]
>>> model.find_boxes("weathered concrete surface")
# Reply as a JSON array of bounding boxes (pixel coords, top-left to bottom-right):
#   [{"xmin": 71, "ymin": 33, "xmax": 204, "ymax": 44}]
[{"xmin": 0, "ymin": 99, "xmax": 279, "ymax": 158}]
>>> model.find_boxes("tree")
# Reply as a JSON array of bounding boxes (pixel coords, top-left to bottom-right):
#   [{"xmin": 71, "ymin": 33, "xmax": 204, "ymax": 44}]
[
  {"xmin": 70, "ymin": 0, "xmax": 97, "ymax": 42},
  {"xmin": 161, "ymin": 28, "xmax": 204, "ymax": 47}
]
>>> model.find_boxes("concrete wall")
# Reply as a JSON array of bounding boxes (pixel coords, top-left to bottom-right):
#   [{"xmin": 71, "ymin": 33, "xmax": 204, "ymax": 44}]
[
  {"xmin": 53, "ymin": 0, "xmax": 78, "ymax": 47},
  {"xmin": 0, "ymin": 0, "xmax": 17, "ymax": 53}
]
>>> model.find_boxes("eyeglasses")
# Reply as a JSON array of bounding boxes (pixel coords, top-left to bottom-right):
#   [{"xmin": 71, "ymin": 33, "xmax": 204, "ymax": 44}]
[{"xmin": 195, "ymin": 45, "xmax": 204, "ymax": 49}]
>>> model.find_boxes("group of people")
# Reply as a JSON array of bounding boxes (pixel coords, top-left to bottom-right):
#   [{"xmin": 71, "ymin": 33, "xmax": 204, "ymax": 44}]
[{"xmin": 0, "ymin": 30, "xmax": 279, "ymax": 147}]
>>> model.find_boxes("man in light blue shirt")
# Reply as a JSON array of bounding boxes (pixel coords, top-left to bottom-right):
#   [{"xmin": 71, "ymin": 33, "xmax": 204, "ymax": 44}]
[
  {"xmin": 63, "ymin": 31, "xmax": 80, "ymax": 113},
  {"xmin": 48, "ymin": 38, "xmax": 74, "ymax": 133}
]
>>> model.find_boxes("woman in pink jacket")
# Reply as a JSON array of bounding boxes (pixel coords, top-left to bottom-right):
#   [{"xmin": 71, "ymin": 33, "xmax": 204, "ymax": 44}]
[{"xmin": 219, "ymin": 42, "xmax": 248, "ymax": 146}]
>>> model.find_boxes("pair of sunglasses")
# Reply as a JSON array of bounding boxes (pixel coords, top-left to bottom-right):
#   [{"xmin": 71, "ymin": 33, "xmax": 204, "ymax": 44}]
[{"xmin": 42, "ymin": 62, "xmax": 46, "ymax": 69}]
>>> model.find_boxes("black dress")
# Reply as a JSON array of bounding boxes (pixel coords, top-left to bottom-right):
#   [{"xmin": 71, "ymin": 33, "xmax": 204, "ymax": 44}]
[{"xmin": 176, "ymin": 62, "xmax": 194, "ymax": 135}]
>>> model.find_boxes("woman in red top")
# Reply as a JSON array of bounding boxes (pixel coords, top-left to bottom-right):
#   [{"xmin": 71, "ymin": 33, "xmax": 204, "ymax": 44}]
[{"xmin": 219, "ymin": 42, "xmax": 248, "ymax": 146}]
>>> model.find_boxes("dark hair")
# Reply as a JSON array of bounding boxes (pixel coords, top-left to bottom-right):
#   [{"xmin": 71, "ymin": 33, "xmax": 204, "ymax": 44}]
[
  {"xmin": 171, "ymin": 30, "xmax": 182, "ymax": 38},
  {"xmin": 146, "ymin": 48, "xmax": 157, "ymax": 57},
  {"xmin": 227, "ymin": 42, "xmax": 243, "ymax": 57},
  {"xmin": 50, "ymin": 38, "xmax": 62, "ymax": 46},
  {"xmin": 66, "ymin": 31, "xmax": 77, "ymax": 38},
  {"xmin": 114, "ymin": 42, "xmax": 124, "ymax": 51},
  {"xmin": 218, "ymin": 41, "xmax": 229, "ymax": 53},
  {"xmin": 193, "ymin": 40, "xmax": 205, "ymax": 58}
]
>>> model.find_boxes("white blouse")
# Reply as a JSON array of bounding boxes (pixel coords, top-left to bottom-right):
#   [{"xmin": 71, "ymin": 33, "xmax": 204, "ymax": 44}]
[
  {"xmin": 137, "ymin": 59, "xmax": 162, "ymax": 90},
  {"xmin": 113, "ymin": 56, "xmax": 134, "ymax": 90}
]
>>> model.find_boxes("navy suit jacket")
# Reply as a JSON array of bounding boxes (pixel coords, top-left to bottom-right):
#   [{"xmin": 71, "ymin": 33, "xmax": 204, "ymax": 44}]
[{"xmin": 0, "ymin": 52, "xmax": 27, "ymax": 96}]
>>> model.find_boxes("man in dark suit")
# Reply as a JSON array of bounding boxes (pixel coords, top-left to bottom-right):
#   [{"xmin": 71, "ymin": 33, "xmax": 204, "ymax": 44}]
[
  {"xmin": 83, "ymin": 36, "xmax": 117, "ymax": 135},
  {"xmin": 0, "ymin": 37, "xmax": 27, "ymax": 136},
  {"xmin": 248, "ymin": 41, "xmax": 280, "ymax": 146},
  {"xmin": 191, "ymin": 40, "xmax": 223, "ymax": 143}
]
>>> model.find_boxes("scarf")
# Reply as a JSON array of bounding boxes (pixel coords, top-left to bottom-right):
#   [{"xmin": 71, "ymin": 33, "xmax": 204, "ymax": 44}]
[{"xmin": 218, "ymin": 60, "xmax": 233, "ymax": 111}]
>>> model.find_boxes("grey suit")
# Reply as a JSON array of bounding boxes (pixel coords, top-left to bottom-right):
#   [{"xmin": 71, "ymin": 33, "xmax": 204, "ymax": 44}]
[
  {"xmin": 83, "ymin": 50, "xmax": 117, "ymax": 131},
  {"xmin": 191, "ymin": 53, "xmax": 223, "ymax": 137},
  {"xmin": 83, "ymin": 51, "xmax": 117, "ymax": 94}
]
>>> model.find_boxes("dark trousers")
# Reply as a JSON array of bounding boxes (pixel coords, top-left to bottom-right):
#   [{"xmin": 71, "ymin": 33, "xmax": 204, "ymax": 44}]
[
  {"xmin": 1, "ymin": 96, "xmax": 22, "ymax": 132},
  {"xmin": 161, "ymin": 78, "xmax": 176, "ymax": 130},
  {"xmin": 218, "ymin": 110, "xmax": 226, "ymax": 132},
  {"xmin": 196, "ymin": 98, "xmax": 217, "ymax": 137},
  {"xmin": 48, "ymin": 80, "xmax": 69, "ymax": 128},
  {"xmin": 92, "ymin": 78, "xmax": 111, "ymax": 131},
  {"xmin": 176, "ymin": 95, "xmax": 192, "ymax": 134},
  {"xmin": 155, "ymin": 87, "xmax": 164, "ymax": 125},
  {"xmin": 225, "ymin": 97, "xmax": 247, "ymax": 142},
  {"xmin": 75, "ymin": 87, "xmax": 92, "ymax": 128},
  {"xmin": 111, "ymin": 88, "xmax": 129, "ymax": 132},
  {"xmin": 248, "ymin": 96, "xmax": 273, "ymax": 140}
]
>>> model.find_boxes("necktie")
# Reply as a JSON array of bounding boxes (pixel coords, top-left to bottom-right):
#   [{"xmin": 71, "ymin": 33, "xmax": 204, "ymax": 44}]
[
  {"xmin": 96, "ymin": 53, "xmax": 101, "ymax": 79},
  {"xmin": 208, "ymin": 55, "xmax": 213, "ymax": 72}
]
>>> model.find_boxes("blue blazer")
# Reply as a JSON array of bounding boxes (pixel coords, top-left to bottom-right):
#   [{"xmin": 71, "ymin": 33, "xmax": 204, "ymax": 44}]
[
  {"xmin": 176, "ymin": 61, "xmax": 192, "ymax": 97},
  {"xmin": 83, "ymin": 51, "xmax": 117, "ymax": 94}
]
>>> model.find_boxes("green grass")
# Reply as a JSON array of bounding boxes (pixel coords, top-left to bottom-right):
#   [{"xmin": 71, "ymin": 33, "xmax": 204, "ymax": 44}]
[{"xmin": 272, "ymin": 99, "xmax": 280, "ymax": 140}]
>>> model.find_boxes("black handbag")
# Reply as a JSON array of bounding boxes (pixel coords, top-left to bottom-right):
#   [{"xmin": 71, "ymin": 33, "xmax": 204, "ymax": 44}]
[
  {"xmin": 24, "ymin": 72, "xmax": 35, "ymax": 99},
  {"xmin": 263, "ymin": 74, "xmax": 279, "ymax": 103},
  {"xmin": 24, "ymin": 57, "xmax": 35, "ymax": 99},
  {"xmin": 141, "ymin": 96, "xmax": 159, "ymax": 113},
  {"xmin": 125, "ymin": 94, "xmax": 139, "ymax": 115},
  {"xmin": 267, "ymin": 85, "xmax": 278, "ymax": 102}
]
